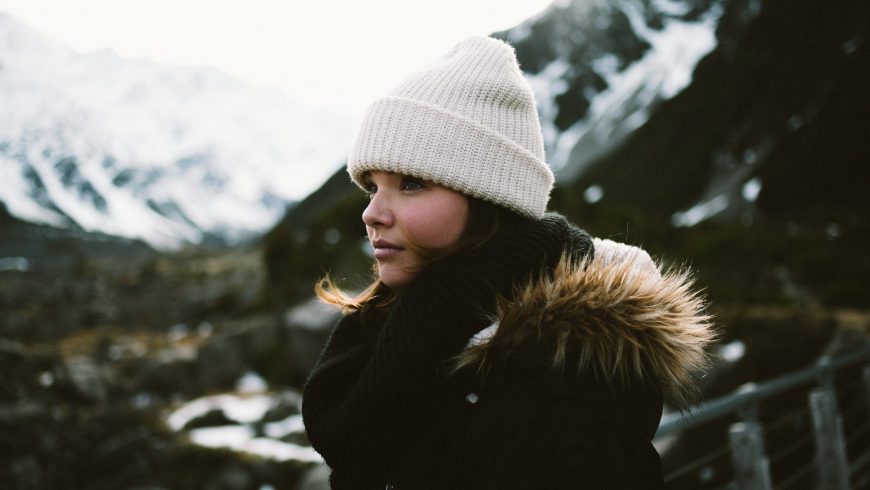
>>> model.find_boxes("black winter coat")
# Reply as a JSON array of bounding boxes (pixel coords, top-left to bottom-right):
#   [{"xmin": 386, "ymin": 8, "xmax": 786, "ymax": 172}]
[{"xmin": 302, "ymin": 215, "xmax": 713, "ymax": 489}]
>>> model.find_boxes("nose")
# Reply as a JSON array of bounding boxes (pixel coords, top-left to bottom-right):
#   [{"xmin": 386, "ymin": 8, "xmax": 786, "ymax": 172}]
[{"xmin": 362, "ymin": 192, "xmax": 393, "ymax": 228}]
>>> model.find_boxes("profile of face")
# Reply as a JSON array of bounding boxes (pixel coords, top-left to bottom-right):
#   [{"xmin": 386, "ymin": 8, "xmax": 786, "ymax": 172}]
[{"xmin": 361, "ymin": 170, "xmax": 469, "ymax": 288}]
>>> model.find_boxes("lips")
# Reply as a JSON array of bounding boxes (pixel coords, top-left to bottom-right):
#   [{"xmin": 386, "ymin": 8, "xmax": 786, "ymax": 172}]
[{"xmin": 371, "ymin": 238, "xmax": 404, "ymax": 259}]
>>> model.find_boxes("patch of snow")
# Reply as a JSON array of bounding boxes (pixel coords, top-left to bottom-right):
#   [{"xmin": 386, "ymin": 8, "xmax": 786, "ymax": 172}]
[
  {"xmin": 525, "ymin": 57, "xmax": 572, "ymax": 154},
  {"xmin": 285, "ymin": 299, "xmax": 341, "ymax": 330},
  {"xmin": 651, "ymin": 0, "xmax": 692, "ymax": 17},
  {"xmin": 166, "ymin": 389, "xmax": 319, "ymax": 465},
  {"xmin": 221, "ymin": 395, "xmax": 274, "ymax": 424},
  {"xmin": 718, "ymin": 340, "xmax": 745, "ymax": 362},
  {"xmin": 168, "ymin": 323, "xmax": 189, "ymax": 342},
  {"xmin": 742, "ymin": 178, "xmax": 762, "ymax": 202},
  {"xmin": 679, "ymin": 136, "xmax": 775, "ymax": 226},
  {"xmin": 583, "ymin": 185, "xmax": 604, "ymax": 204},
  {"xmin": 0, "ymin": 155, "xmax": 69, "ymax": 227},
  {"xmin": 236, "ymin": 371, "xmax": 269, "ymax": 394},
  {"xmin": 167, "ymin": 393, "xmax": 275, "ymax": 430},
  {"xmin": 243, "ymin": 437, "xmax": 324, "ymax": 463},
  {"xmin": 184, "ymin": 418, "xmax": 322, "ymax": 463},
  {"xmin": 671, "ymin": 194, "xmax": 729, "ymax": 227},
  {"xmin": 188, "ymin": 425, "xmax": 253, "ymax": 447},
  {"xmin": 263, "ymin": 414, "xmax": 306, "ymax": 439},
  {"xmin": 187, "ymin": 425, "xmax": 323, "ymax": 463},
  {"xmin": 0, "ymin": 257, "xmax": 30, "ymax": 272}
]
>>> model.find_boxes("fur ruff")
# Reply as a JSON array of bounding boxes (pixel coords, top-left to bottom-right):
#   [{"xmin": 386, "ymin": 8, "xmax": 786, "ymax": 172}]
[{"xmin": 454, "ymin": 246, "xmax": 717, "ymax": 408}]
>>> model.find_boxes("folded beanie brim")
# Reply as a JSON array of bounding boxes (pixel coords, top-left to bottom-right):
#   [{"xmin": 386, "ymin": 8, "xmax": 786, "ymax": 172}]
[{"xmin": 348, "ymin": 96, "xmax": 553, "ymax": 218}]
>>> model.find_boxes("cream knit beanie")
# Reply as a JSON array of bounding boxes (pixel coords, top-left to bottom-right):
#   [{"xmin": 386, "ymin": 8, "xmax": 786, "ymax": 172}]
[{"xmin": 347, "ymin": 35, "xmax": 554, "ymax": 218}]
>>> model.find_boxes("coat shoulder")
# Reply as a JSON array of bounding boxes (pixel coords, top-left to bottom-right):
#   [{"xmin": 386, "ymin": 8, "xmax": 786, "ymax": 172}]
[{"xmin": 456, "ymin": 238, "xmax": 718, "ymax": 407}]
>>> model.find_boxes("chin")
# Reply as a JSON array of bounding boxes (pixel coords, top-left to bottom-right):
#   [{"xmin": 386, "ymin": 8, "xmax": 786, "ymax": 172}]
[{"xmin": 378, "ymin": 266, "xmax": 417, "ymax": 289}]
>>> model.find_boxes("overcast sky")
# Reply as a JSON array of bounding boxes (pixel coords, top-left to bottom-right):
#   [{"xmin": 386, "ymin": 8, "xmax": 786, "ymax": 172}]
[{"xmin": 0, "ymin": 0, "xmax": 554, "ymax": 117}]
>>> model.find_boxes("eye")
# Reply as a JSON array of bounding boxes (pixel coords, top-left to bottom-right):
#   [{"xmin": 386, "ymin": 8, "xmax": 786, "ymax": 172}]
[
  {"xmin": 360, "ymin": 174, "xmax": 377, "ymax": 196},
  {"xmin": 361, "ymin": 181, "xmax": 377, "ymax": 198},
  {"xmin": 401, "ymin": 177, "xmax": 425, "ymax": 191}
]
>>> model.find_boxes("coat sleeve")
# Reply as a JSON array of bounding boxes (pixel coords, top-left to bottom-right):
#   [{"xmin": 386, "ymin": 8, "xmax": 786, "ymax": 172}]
[
  {"xmin": 300, "ymin": 271, "xmax": 502, "ymax": 484},
  {"xmin": 300, "ymin": 314, "xmax": 389, "ymax": 488},
  {"xmin": 301, "ymin": 294, "xmax": 491, "ymax": 486}
]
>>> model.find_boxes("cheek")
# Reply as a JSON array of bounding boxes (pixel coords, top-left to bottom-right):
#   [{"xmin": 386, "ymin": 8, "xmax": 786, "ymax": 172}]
[{"xmin": 403, "ymin": 195, "xmax": 468, "ymax": 248}]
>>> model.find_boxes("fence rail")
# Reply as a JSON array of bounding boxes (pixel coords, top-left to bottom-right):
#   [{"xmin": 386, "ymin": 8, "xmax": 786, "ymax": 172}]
[{"xmin": 656, "ymin": 346, "xmax": 870, "ymax": 489}]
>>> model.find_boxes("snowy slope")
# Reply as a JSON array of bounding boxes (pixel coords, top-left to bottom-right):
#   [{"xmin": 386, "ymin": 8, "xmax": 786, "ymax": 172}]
[
  {"xmin": 0, "ymin": 13, "xmax": 354, "ymax": 248},
  {"xmin": 502, "ymin": 0, "xmax": 723, "ymax": 182}
]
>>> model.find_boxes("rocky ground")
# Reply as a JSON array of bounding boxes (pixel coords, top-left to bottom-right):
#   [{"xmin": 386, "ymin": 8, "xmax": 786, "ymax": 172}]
[
  {"xmin": 2, "ymin": 215, "xmax": 869, "ymax": 489},
  {"xmin": 0, "ymin": 216, "xmax": 338, "ymax": 489}
]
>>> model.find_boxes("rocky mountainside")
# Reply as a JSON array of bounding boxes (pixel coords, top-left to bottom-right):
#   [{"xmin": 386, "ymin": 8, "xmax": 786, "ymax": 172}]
[
  {"xmin": 507, "ymin": 0, "xmax": 723, "ymax": 181},
  {"xmin": 531, "ymin": 0, "xmax": 870, "ymax": 226},
  {"xmin": 0, "ymin": 13, "xmax": 353, "ymax": 248},
  {"xmin": 265, "ymin": 0, "xmax": 869, "ymax": 307}
]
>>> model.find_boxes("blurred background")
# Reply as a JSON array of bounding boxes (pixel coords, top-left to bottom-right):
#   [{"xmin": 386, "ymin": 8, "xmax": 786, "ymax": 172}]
[{"xmin": 1, "ymin": 0, "xmax": 868, "ymax": 488}]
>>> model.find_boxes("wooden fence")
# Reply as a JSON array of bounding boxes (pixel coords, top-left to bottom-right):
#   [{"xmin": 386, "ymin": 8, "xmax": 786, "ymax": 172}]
[{"xmin": 655, "ymin": 347, "xmax": 870, "ymax": 489}]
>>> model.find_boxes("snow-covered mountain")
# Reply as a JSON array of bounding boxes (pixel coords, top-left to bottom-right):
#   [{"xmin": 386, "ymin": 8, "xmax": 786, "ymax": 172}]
[
  {"xmin": 501, "ymin": 0, "xmax": 724, "ymax": 181},
  {"xmin": 0, "ymin": 13, "xmax": 354, "ymax": 248}
]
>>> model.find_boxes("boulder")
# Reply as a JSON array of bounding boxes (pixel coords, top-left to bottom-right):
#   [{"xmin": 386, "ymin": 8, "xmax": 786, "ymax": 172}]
[
  {"xmin": 280, "ymin": 299, "xmax": 340, "ymax": 387},
  {"xmin": 59, "ymin": 356, "xmax": 108, "ymax": 403}
]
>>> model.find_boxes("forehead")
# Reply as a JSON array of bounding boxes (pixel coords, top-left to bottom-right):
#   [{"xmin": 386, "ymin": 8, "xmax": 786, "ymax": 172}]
[
  {"xmin": 361, "ymin": 170, "xmax": 390, "ymax": 179},
  {"xmin": 362, "ymin": 170, "xmax": 423, "ymax": 182}
]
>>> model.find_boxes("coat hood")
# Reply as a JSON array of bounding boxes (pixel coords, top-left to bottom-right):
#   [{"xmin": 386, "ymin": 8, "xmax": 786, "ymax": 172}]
[{"xmin": 456, "ymin": 238, "xmax": 716, "ymax": 408}]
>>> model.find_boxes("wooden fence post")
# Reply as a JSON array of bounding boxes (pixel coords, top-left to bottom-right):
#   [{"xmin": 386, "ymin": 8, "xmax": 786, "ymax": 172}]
[
  {"xmin": 737, "ymin": 382, "xmax": 760, "ymax": 424},
  {"xmin": 730, "ymin": 421, "xmax": 772, "ymax": 490},
  {"xmin": 817, "ymin": 357, "xmax": 839, "ymax": 413},
  {"xmin": 809, "ymin": 388, "xmax": 850, "ymax": 490},
  {"xmin": 863, "ymin": 366, "xmax": 870, "ymax": 422}
]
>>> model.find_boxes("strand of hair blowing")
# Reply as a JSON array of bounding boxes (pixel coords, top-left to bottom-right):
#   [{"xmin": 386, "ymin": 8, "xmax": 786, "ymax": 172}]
[{"xmin": 302, "ymin": 213, "xmax": 592, "ymax": 487}]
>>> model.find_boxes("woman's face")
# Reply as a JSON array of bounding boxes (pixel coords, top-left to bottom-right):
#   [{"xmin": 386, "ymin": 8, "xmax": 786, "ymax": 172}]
[{"xmin": 361, "ymin": 170, "xmax": 469, "ymax": 288}]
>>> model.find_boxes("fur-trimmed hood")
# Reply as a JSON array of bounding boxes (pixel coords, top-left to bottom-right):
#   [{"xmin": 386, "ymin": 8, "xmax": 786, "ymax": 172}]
[{"xmin": 457, "ymin": 238, "xmax": 716, "ymax": 407}]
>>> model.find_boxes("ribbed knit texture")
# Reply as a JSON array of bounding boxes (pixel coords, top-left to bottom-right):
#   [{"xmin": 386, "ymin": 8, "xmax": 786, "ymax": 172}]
[
  {"xmin": 301, "ymin": 214, "xmax": 591, "ymax": 488},
  {"xmin": 347, "ymin": 35, "xmax": 554, "ymax": 218}
]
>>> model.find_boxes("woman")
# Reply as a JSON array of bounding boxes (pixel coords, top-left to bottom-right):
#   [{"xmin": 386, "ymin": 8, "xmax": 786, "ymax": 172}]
[{"xmin": 302, "ymin": 36, "xmax": 715, "ymax": 489}]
